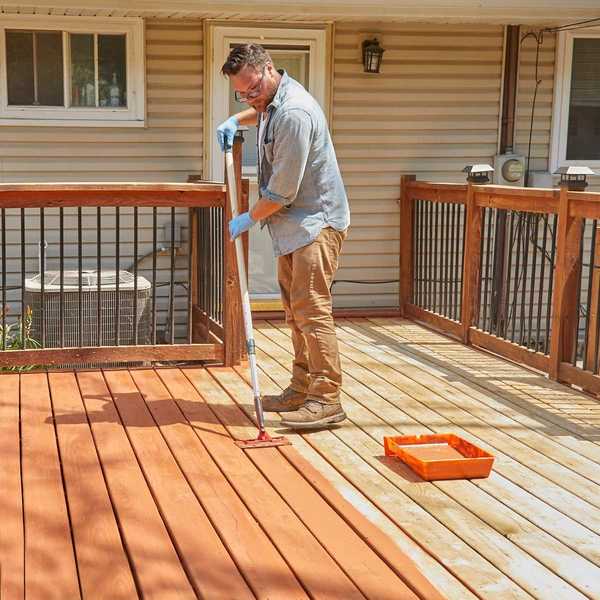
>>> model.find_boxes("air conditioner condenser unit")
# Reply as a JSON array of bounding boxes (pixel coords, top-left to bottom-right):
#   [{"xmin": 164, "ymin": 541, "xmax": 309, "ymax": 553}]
[{"xmin": 24, "ymin": 270, "xmax": 152, "ymax": 349}]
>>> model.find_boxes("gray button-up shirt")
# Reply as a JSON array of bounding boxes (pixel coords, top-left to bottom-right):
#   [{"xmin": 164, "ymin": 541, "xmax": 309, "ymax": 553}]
[{"xmin": 258, "ymin": 71, "xmax": 350, "ymax": 256}]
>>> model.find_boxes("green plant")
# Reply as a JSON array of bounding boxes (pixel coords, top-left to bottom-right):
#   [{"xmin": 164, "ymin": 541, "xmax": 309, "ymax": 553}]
[{"xmin": 0, "ymin": 306, "xmax": 42, "ymax": 372}]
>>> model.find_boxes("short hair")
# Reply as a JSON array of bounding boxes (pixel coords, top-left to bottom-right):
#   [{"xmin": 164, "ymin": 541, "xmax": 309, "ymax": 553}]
[{"xmin": 221, "ymin": 43, "xmax": 272, "ymax": 76}]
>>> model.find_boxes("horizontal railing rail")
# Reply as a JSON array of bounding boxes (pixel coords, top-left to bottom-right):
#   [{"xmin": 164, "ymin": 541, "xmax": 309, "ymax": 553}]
[
  {"xmin": 400, "ymin": 174, "xmax": 600, "ymax": 394},
  {"xmin": 0, "ymin": 148, "xmax": 247, "ymax": 370}
]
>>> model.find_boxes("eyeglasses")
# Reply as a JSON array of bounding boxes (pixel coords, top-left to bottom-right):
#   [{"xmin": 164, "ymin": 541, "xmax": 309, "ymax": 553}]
[{"xmin": 234, "ymin": 68, "xmax": 266, "ymax": 103}]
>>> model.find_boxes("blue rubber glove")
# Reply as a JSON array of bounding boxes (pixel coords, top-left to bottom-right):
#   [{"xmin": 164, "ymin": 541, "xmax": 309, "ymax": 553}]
[
  {"xmin": 217, "ymin": 116, "xmax": 239, "ymax": 151},
  {"xmin": 229, "ymin": 212, "xmax": 256, "ymax": 240}
]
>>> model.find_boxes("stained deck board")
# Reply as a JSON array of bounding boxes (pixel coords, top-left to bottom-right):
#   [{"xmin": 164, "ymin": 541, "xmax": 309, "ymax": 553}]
[
  {"xmin": 254, "ymin": 319, "xmax": 600, "ymax": 600},
  {"xmin": 76, "ymin": 370, "xmax": 197, "ymax": 600},
  {"xmin": 20, "ymin": 372, "xmax": 81, "ymax": 600},
  {"xmin": 0, "ymin": 374, "xmax": 24, "ymax": 600},
  {"xmin": 48, "ymin": 372, "xmax": 138, "ymax": 599}
]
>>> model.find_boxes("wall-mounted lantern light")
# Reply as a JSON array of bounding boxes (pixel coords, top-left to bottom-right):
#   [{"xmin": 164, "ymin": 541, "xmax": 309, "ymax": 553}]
[
  {"xmin": 362, "ymin": 38, "xmax": 385, "ymax": 73},
  {"xmin": 462, "ymin": 164, "xmax": 494, "ymax": 184},
  {"xmin": 554, "ymin": 166, "xmax": 596, "ymax": 191}
]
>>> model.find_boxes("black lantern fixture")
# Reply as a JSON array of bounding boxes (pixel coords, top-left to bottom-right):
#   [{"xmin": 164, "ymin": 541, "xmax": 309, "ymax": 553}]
[
  {"xmin": 554, "ymin": 166, "xmax": 595, "ymax": 191},
  {"xmin": 362, "ymin": 38, "xmax": 385, "ymax": 73},
  {"xmin": 462, "ymin": 164, "xmax": 494, "ymax": 184}
]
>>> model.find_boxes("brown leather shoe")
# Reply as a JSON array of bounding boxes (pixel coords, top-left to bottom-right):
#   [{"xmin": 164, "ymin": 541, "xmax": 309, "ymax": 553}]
[
  {"xmin": 261, "ymin": 387, "xmax": 307, "ymax": 412},
  {"xmin": 280, "ymin": 400, "xmax": 346, "ymax": 429}
]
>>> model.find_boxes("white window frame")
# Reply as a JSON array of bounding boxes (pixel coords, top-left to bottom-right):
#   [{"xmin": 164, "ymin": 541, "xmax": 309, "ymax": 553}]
[
  {"xmin": 550, "ymin": 27, "xmax": 600, "ymax": 171},
  {"xmin": 0, "ymin": 15, "xmax": 145, "ymax": 127},
  {"xmin": 205, "ymin": 23, "xmax": 330, "ymax": 181}
]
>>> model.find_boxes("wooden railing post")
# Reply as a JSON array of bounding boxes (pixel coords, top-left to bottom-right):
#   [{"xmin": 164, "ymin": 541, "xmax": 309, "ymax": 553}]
[
  {"xmin": 222, "ymin": 133, "xmax": 244, "ymax": 366},
  {"xmin": 399, "ymin": 175, "xmax": 416, "ymax": 315},
  {"xmin": 460, "ymin": 182, "xmax": 483, "ymax": 344},
  {"xmin": 549, "ymin": 185, "xmax": 584, "ymax": 380}
]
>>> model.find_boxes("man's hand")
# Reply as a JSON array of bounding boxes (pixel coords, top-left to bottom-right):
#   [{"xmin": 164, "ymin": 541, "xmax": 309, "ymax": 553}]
[
  {"xmin": 229, "ymin": 212, "xmax": 256, "ymax": 240},
  {"xmin": 217, "ymin": 116, "xmax": 239, "ymax": 151}
]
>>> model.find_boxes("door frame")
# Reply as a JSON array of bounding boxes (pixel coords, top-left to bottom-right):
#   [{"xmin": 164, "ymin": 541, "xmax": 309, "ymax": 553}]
[{"xmin": 204, "ymin": 22, "xmax": 331, "ymax": 182}]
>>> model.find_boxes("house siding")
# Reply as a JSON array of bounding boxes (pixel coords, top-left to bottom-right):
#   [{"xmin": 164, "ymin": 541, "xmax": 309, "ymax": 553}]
[{"xmin": 331, "ymin": 23, "xmax": 505, "ymax": 307}]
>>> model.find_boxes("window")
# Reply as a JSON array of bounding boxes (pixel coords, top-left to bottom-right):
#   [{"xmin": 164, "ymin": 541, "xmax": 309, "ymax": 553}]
[
  {"xmin": 551, "ymin": 28, "xmax": 600, "ymax": 169},
  {"xmin": 0, "ymin": 16, "xmax": 144, "ymax": 126}
]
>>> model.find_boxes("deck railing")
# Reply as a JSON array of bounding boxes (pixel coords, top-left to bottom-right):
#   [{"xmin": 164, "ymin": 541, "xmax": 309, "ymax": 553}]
[
  {"xmin": 0, "ymin": 139, "xmax": 248, "ymax": 369},
  {"xmin": 400, "ymin": 174, "xmax": 600, "ymax": 394}
]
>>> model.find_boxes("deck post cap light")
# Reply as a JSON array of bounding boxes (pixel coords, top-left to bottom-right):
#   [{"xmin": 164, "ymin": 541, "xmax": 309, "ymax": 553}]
[
  {"xmin": 555, "ymin": 166, "xmax": 596, "ymax": 191},
  {"xmin": 462, "ymin": 164, "xmax": 494, "ymax": 184}
]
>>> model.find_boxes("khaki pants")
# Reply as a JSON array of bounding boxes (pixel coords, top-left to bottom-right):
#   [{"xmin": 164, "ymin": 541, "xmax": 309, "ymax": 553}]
[{"xmin": 277, "ymin": 227, "xmax": 347, "ymax": 405}]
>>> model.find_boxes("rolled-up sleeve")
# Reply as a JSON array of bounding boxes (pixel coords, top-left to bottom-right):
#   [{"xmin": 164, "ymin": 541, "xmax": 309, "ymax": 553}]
[{"xmin": 260, "ymin": 108, "xmax": 312, "ymax": 205}]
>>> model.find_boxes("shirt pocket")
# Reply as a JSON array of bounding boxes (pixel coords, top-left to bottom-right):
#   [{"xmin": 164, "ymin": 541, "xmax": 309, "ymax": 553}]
[{"xmin": 263, "ymin": 140, "xmax": 275, "ymax": 164}]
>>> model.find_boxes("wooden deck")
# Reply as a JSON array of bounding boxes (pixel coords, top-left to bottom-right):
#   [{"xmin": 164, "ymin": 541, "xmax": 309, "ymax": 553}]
[{"xmin": 2, "ymin": 318, "xmax": 600, "ymax": 599}]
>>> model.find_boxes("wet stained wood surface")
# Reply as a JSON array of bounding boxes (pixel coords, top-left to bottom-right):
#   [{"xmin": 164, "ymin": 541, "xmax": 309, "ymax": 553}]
[{"xmin": 2, "ymin": 317, "xmax": 600, "ymax": 599}]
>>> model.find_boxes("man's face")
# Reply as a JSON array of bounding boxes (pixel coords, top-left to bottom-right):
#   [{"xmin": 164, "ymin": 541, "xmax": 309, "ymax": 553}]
[{"xmin": 231, "ymin": 63, "xmax": 279, "ymax": 113}]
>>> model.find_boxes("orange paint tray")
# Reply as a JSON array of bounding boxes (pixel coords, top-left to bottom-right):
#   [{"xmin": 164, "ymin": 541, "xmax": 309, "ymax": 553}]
[{"xmin": 384, "ymin": 434, "xmax": 494, "ymax": 481}]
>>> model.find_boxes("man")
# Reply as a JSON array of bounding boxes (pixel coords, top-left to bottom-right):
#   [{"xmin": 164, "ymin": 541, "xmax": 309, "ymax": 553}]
[{"xmin": 217, "ymin": 43, "xmax": 350, "ymax": 429}]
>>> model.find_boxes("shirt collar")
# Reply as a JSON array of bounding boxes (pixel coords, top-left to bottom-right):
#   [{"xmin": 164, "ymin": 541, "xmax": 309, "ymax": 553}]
[{"xmin": 267, "ymin": 69, "xmax": 288, "ymax": 111}]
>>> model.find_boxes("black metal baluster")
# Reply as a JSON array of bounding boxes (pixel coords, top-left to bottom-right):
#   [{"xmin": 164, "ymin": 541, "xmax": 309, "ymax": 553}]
[
  {"xmin": 443, "ymin": 202, "xmax": 450, "ymax": 318},
  {"xmin": 582, "ymin": 221, "xmax": 597, "ymax": 370},
  {"xmin": 427, "ymin": 201, "xmax": 433, "ymax": 311},
  {"xmin": 152, "ymin": 208, "xmax": 158, "ymax": 345},
  {"xmin": 414, "ymin": 200, "xmax": 420, "ymax": 305},
  {"xmin": 59, "ymin": 207, "xmax": 64, "ymax": 347},
  {"xmin": 187, "ymin": 209, "xmax": 193, "ymax": 344},
  {"xmin": 482, "ymin": 207, "xmax": 494, "ymax": 331},
  {"xmin": 1, "ymin": 209, "xmax": 6, "ymax": 350},
  {"xmin": 97, "ymin": 207, "xmax": 102, "ymax": 346},
  {"xmin": 460, "ymin": 203, "xmax": 466, "ymax": 319},
  {"xmin": 449, "ymin": 203, "xmax": 456, "ymax": 319},
  {"xmin": 503, "ymin": 211, "xmax": 515, "ymax": 341},
  {"xmin": 40, "ymin": 208, "xmax": 46, "ymax": 348},
  {"xmin": 432, "ymin": 201, "xmax": 439, "ymax": 314},
  {"xmin": 78, "ymin": 207, "xmax": 83, "ymax": 348},
  {"xmin": 478, "ymin": 207, "xmax": 487, "ymax": 329},
  {"xmin": 536, "ymin": 214, "xmax": 550, "ymax": 353},
  {"xmin": 572, "ymin": 224, "xmax": 585, "ymax": 365},
  {"xmin": 115, "ymin": 207, "xmax": 121, "ymax": 346},
  {"xmin": 545, "ymin": 214, "xmax": 558, "ymax": 355},
  {"xmin": 511, "ymin": 212, "xmax": 523, "ymax": 342},
  {"xmin": 527, "ymin": 215, "xmax": 539, "ymax": 350},
  {"xmin": 20, "ymin": 209, "xmax": 26, "ymax": 349},
  {"xmin": 134, "ymin": 207, "xmax": 139, "ymax": 345},
  {"xmin": 170, "ymin": 208, "xmax": 176, "ymax": 344},
  {"xmin": 519, "ymin": 213, "xmax": 531, "ymax": 346}
]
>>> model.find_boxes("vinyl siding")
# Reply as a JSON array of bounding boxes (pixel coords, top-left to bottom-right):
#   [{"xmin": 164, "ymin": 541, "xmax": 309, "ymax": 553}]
[{"xmin": 331, "ymin": 23, "xmax": 504, "ymax": 307}]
